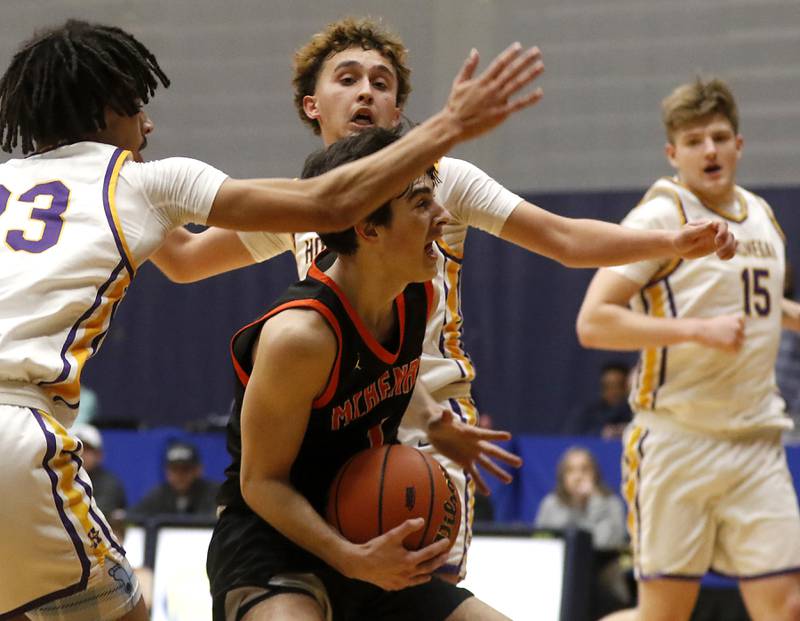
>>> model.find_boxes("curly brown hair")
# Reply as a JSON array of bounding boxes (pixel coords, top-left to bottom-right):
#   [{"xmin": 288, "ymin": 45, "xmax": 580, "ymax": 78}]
[{"xmin": 293, "ymin": 17, "xmax": 411, "ymax": 135}]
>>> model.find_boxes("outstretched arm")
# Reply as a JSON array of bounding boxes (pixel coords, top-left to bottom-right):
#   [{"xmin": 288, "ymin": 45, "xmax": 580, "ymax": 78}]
[
  {"xmin": 576, "ymin": 269, "xmax": 745, "ymax": 352},
  {"xmin": 206, "ymin": 44, "xmax": 544, "ymax": 233},
  {"xmin": 500, "ymin": 200, "xmax": 736, "ymax": 268}
]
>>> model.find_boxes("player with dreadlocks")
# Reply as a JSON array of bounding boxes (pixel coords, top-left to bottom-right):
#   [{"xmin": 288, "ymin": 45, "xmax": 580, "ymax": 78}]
[{"xmin": 0, "ymin": 18, "xmax": 544, "ymax": 621}]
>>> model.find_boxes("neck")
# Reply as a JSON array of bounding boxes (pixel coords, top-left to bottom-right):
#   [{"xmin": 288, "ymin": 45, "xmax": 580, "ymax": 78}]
[{"xmin": 325, "ymin": 253, "xmax": 405, "ymax": 342}]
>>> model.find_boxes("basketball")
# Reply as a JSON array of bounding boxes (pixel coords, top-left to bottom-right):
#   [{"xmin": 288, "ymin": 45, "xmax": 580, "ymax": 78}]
[{"xmin": 326, "ymin": 444, "xmax": 462, "ymax": 551}]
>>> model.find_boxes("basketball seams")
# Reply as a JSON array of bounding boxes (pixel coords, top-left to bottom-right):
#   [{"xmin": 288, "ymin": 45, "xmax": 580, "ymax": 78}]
[
  {"xmin": 417, "ymin": 451, "xmax": 435, "ymax": 550},
  {"xmin": 331, "ymin": 454, "xmax": 355, "ymax": 536},
  {"xmin": 377, "ymin": 445, "xmax": 392, "ymax": 537}
]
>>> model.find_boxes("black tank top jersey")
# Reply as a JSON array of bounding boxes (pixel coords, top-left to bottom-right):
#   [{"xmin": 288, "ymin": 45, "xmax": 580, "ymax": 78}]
[{"xmin": 217, "ymin": 250, "xmax": 433, "ymax": 516}]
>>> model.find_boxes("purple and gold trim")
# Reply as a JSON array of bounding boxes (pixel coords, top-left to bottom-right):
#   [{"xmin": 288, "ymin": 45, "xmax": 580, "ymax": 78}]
[
  {"xmin": 102, "ymin": 148, "xmax": 135, "ymax": 278},
  {"xmin": 2, "ymin": 409, "xmax": 93, "ymax": 619},
  {"xmin": 436, "ymin": 240, "xmax": 475, "ymax": 382}
]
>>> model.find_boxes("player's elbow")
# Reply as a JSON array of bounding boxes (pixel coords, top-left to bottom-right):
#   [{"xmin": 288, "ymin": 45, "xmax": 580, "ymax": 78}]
[{"xmin": 575, "ymin": 309, "xmax": 604, "ymax": 349}]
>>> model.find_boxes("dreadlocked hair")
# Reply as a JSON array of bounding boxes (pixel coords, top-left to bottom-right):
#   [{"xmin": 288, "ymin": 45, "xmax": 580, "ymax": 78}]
[{"xmin": 0, "ymin": 19, "xmax": 170, "ymax": 154}]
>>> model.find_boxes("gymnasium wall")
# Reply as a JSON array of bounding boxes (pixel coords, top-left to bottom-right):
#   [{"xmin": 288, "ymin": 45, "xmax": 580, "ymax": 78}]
[{"xmin": 1, "ymin": 1, "xmax": 798, "ymax": 432}]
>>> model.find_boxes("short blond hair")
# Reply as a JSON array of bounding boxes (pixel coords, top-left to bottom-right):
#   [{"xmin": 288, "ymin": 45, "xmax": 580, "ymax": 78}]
[
  {"xmin": 293, "ymin": 17, "xmax": 411, "ymax": 135},
  {"xmin": 661, "ymin": 77, "xmax": 739, "ymax": 143}
]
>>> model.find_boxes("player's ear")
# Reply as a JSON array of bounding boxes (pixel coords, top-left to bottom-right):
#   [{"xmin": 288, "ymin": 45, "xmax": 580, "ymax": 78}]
[
  {"xmin": 303, "ymin": 95, "xmax": 320, "ymax": 122},
  {"xmin": 355, "ymin": 220, "xmax": 379, "ymax": 244},
  {"xmin": 665, "ymin": 141, "xmax": 678, "ymax": 169}
]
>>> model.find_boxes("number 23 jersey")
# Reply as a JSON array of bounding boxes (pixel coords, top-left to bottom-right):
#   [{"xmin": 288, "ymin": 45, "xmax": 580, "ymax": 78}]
[{"xmin": 0, "ymin": 142, "xmax": 226, "ymax": 425}]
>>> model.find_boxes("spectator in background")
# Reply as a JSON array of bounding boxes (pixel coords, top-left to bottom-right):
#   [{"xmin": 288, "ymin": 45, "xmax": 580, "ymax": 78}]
[
  {"xmin": 536, "ymin": 446, "xmax": 631, "ymax": 617},
  {"xmin": 73, "ymin": 423, "xmax": 127, "ymax": 518},
  {"xmin": 570, "ymin": 362, "xmax": 634, "ymax": 438},
  {"xmin": 132, "ymin": 441, "xmax": 219, "ymax": 517},
  {"xmin": 777, "ymin": 264, "xmax": 800, "ymax": 437},
  {"xmin": 535, "ymin": 446, "xmax": 627, "ymax": 549}
]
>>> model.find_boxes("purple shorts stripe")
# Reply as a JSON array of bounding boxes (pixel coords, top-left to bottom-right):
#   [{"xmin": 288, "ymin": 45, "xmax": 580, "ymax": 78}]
[
  {"xmin": 7, "ymin": 409, "xmax": 92, "ymax": 617},
  {"xmin": 714, "ymin": 565, "xmax": 800, "ymax": 581},
  {"xmin": 69, "ymin": 454, "xmax": 125, "ymax": 556},
  {"xmin": 639, "ymin": 572, "xmax": 704, "ymax": 582}
]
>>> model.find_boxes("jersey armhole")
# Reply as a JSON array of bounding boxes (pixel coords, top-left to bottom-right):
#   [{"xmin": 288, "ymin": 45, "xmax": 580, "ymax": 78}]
[
  {"xmin": 230, "ymin": 300, "xmax": 343, "ymax": 410},
  {"xmin": 640, "ymin": 185, "xmax": 687, "ymax": 285}
]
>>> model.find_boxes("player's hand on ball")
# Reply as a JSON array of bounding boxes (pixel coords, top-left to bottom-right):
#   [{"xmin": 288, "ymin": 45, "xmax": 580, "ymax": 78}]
[
  {"xmin": 673, "ymin": 220, "xmax": 736, "ymax": 260},
  {"xmin": 344, "ymin": 518, "xmax": 450, "ymax": 590},
  {"xmin": 427, "ymin": 410, "xmax": 523, "ymax": 495}
]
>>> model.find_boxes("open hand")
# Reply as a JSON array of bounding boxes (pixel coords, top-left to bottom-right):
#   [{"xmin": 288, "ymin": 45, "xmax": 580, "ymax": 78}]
[
  {"xmin": 445, "ymin": 42, "xmax": 544, "ymax": 142},
  {"xmin": 427, "ymin": 410, "xmax": 522, "ymax": 495}
]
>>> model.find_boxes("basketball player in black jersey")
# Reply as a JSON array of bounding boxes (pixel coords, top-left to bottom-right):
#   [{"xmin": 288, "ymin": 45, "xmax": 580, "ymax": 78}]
[{"xmin": 207, "ymin": 128, "xmax": 520, "ymax": 620}]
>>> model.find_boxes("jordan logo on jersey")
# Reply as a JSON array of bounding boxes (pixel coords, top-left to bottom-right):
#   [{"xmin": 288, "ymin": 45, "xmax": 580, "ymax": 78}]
[{"xmin": 330, "ymin": 358, "xmax": 420, "ymax": 430}]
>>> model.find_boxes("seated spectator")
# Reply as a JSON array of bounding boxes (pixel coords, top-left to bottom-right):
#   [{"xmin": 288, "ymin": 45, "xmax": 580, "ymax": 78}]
[
  {"xmin": 534, "ymin": 446, "xmax": 626, "ymax": 550},
  {"xmin": 569, "ymin": 361, "xmax": 633, "ymax": 438},
  {"xmin": 536, "ymin": 446, "xmax": 631, "ymax": 617},
  {"xmin": 73, "ymin": 423, "xmax": 127, "ymax": 518},
  {"xmin": 132, "ymin": 441, "xmax": 219, "ymax": 517}
]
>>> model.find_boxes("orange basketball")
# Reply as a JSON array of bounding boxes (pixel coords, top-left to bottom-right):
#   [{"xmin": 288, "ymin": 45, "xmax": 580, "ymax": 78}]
[{"xmin": 326, "ymin": 444, "xmax": 462, "ymax": 551}]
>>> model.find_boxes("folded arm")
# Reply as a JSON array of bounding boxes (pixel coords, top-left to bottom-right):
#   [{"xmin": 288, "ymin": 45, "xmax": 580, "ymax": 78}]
[{"xmin": 576, "ymin": 269, "xmax": 745, "ymax": 352}]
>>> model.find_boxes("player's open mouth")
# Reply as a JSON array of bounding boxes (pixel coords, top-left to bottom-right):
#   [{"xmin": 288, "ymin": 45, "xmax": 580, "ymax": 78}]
[
  {"xmin": 704, "ymin": 163, "xmax": 721, "ymax": 174},
  {"xmin": 351, "ymin": 110, "xmax": 374, "ymax": 127},
  {"xmin": 424, "ymin": 241, "xmax": 437, "ymax": 259}
]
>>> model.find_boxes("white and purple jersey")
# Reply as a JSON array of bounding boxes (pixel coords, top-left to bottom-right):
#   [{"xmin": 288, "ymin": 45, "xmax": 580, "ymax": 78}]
[{"xmin": 0, "ymin": 142, "xmax": 226, "ymax": 426}]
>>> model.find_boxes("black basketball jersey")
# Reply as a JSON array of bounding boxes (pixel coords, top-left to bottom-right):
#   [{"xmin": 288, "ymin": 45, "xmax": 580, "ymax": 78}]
[{"xmin": 217, "ymin": 250, "xmax": 433, "ymax": 515}]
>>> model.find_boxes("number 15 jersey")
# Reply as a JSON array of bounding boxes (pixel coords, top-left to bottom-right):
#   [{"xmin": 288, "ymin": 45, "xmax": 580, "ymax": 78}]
[
  {"xmin": 610, "ymin": 176, "xmax": 789, "ymax": 436},
  {"xmin": 0, "ymin": 142, "xmax": 226, "ymax": 426}
]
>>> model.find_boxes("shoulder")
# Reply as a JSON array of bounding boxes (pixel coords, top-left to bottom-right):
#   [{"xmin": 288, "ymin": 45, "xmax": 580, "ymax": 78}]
[
  {"xmin": 623, "ymin": 178, "xmax": 687, "ymax": 228},
  {"xmin": 259, "ymin": 307, "xmax": 338, "ymax": 363}
]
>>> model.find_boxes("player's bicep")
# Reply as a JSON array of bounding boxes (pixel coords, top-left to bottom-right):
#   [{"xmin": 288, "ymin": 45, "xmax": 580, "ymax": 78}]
[
  {"xmin": 240, "ymin": 311, "xmax": 337, "ymax": 483},
  {"xmin": 582, "ymin": 269, "xmax": 642, "ymax": 310}
]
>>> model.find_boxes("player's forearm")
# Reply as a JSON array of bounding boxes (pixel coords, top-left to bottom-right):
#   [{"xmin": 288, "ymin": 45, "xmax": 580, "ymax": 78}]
[
  {"xmin": 553, "ymin": 218, "xmax": 676, "ymax": 268},
  {"xmin": 314, "ymin": 110, "xmax": 461, "ymax": 228},
  {"xmin": 241, "ymin": 477, "xmax": 356, "ymax": 573},
  {"xmin": 576, "ymin": 303, "xmax": 702, "ymax": 350},
  {"xmin": 501, "ymin": 205, "xmax": 678, "ymax": 268},
  {"xmin": 782, "ymin": 297, "xmax": 800, "ymax": 332},
  {"xmin": 208, "ymin": 112, "xmax": 461, "ymax": 234}
]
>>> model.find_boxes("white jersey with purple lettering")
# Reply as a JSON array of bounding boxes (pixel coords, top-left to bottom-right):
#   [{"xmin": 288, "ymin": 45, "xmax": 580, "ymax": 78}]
[
  {"xmin": 610, "ymin": 176, "xmax": 789, "ymax": 436},
  {"xmin": 238, "ymin": 156, "xmax": 523, "ymax": 402},
  {"xmin": 0, "ymin": 141, "xmax": 227, "ymax": 427}
]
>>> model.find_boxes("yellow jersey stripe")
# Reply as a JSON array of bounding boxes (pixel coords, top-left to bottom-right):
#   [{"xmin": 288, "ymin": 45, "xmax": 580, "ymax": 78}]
[
  {"xmin": 635, "ymin": 284, "xmax": 667, "ymax": 409},
  {"xmin": 106, "ymin": 149, "xmax": 136, "ymax": 273},
  {"xmin": 49, "ymin": 270, "xmax": 130, "ymax": 404}
]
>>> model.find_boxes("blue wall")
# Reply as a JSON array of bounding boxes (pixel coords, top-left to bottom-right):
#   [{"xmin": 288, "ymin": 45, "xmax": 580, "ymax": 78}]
[
  {"xmin": 82, "ymin": 187, "xmax": 800, "ymax": 433},
  {"xmin": 103, "ymin": 430, "xmax": 800, "ymax": 524}
]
